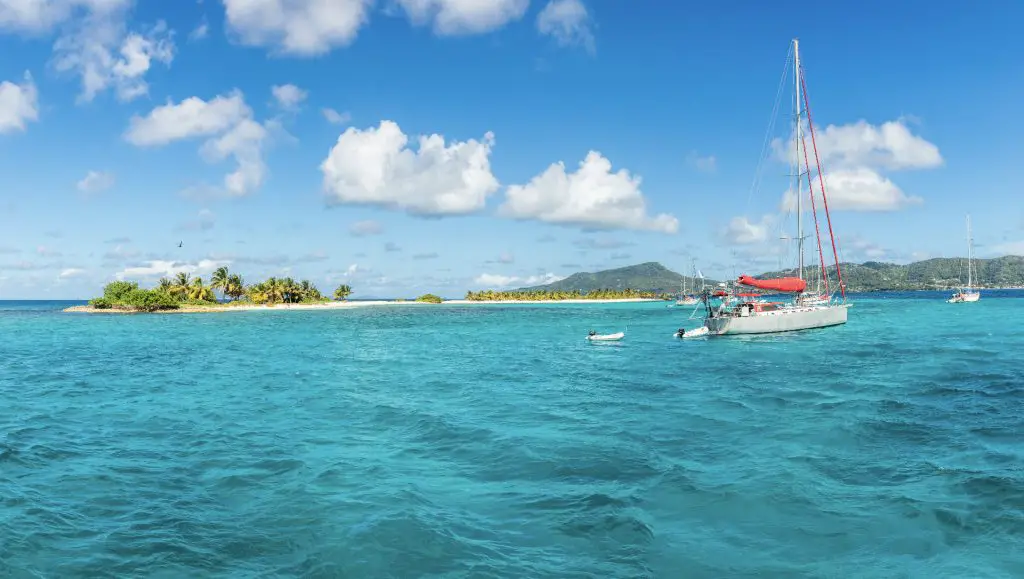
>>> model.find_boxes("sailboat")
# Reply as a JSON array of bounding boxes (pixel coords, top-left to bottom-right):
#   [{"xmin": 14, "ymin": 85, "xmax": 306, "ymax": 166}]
[
  {"xmin": 675, "ymin": 259, "xmax": 700, "ymax": 305},
  {"xmin": 682, "ymin": 38, "xmax": 850, "ymax": 337},
  {"xmin": 947, "ymin": 215, "xmax": 981, "ymax": 303}
]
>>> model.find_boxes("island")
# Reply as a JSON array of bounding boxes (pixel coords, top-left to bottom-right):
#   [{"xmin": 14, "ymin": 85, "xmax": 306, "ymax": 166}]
[{"xmin": 64, "ymin": 257, "xmax": 1024, "ymax": 314}]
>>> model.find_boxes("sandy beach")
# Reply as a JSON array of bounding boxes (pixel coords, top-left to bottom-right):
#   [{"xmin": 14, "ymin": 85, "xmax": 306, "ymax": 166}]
[{"xmin": 63, "ymin": 298, "xmax": 662, "ymax": 314}]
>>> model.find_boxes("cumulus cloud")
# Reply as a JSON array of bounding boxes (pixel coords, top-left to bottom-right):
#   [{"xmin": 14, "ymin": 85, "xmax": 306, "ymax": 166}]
[
  {"xmin": 54, "ymin": 11, "xmax": 175, "ymax": 103},
  {"xmin": 473, "ymin": 272, "xmax": 564, "ymax": 288},
  {"xmin": 59, "ymin": 267, "xmax": 86, "ymax": 279},
  {"xmin": 322, "ymin": 107, "xmax": 350, "ymax": 125},
  {"xmin": 221, "ymin": 0, "xmax": 373, "ymax": 55},
  {"xmin": 124, "ymin": 91, "xmax": 268, "ymax": 196},
  {"xmin": 271, "ymin": 83, "xmax": 307, "ymax": 110},
  {"xmin": 320, "ymin": 120, "xmax": 499, "ymax": 216},
  {"xmin": 500, "ymin": 151, "xmax": 678, "ymax": 233},
  {"xmin": 76, "ymin": 170, "xmax": 115, "ymax": 194},
  {"xmin": 770, "ymin": 118, "xmax": 941, "ymax": 213},
  {"xmin": 781, "ymin": 167, "xmax": 922, "ymax": 212},
  {"xmin": 536, "ymin": 0, "xmax": 593, "ymax": 53},
  {"xmin": 0, "ymin": 72, "xmax": 39, "ymax": 134},
  {"xmin": 723, "ymin": 215, "xmax": 775, "ymax": 245},
  {"xmin": 396, "ymin": 0, "xmax": 528, "ymax": 36}
]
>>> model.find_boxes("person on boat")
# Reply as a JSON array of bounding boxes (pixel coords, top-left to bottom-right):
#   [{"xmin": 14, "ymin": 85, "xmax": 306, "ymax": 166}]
[{"xmin": 588, "ymin": 330, "xmax": 597, "ymax": 337}]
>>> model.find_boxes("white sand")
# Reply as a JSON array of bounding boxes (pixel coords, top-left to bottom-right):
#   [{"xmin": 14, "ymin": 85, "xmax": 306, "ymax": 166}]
[{"xmin": 64, "ymin": 298, "xmax": 662, "ymax": 314}]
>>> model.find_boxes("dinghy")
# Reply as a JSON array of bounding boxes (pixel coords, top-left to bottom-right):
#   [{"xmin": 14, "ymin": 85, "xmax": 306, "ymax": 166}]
[
  {"xmin": 586, "ymin": 331, "xmax": 625, "ymax": 342},
  {"xmin": 675, "ymin": 326, "xmax": 709, "ymax": 339}
]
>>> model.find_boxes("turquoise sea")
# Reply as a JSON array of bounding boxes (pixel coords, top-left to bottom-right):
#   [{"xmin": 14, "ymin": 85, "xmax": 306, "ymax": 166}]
[{"xmin": 2, "ymin": 292, "xmax": 1023, "ymax": 578}]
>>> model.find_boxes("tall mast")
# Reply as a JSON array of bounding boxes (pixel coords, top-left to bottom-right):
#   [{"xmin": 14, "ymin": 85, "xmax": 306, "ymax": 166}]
[
  {"xmin": 793, "ymin": 38, "xmax": 805, "ymax": 281},
  {"xmin": 966, "ymin": 214, "xmax": 973, "ymax": 291}
]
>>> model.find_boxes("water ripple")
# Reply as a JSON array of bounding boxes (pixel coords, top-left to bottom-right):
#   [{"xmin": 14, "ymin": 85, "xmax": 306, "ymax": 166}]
[{"xmin": 2, "ymin": 295, "xmax": 1024, "ymax": 577}]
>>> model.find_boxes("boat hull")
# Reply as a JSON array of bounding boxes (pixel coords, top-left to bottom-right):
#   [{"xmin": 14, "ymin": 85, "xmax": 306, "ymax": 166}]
[
  {"xmin": 948, "ymin": 292, "xmax": 980, "ymax": 303},
  {"xmin": 705, "ymin": 304, "xmax": 849, "ymax": 335}
]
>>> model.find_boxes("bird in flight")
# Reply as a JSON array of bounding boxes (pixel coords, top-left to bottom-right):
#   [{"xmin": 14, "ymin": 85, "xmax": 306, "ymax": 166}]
[{"xmin": 178, "ymin": 241, "xmax": 183, "ymax": 248}]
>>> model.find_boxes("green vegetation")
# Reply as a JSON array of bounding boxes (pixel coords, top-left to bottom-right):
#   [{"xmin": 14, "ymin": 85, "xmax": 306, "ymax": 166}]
[
  {"xmin": 87, "ymin": 267, "xmax": 336, "ymax": 311},
  {"xmin": 514, "ymin": 257, "xmax": 1024, "ymax": 296},
  {"xmin": 755, "ymin": 256, "xmax": 1024, "ymax": 292},
  {"xmin": 333, "ymin": 284, "xmax": 353, "ymax": 301},
  {"xmin": 415, "ymin": 293, "xmax": 443, "ymax": 303},
  {"xmin": 517, "ymin": 262, "xmax": 709, "ymax": 295},
  {"xmin": 464, "ymin": 288, "xmax": 660, "ymax": 301}
]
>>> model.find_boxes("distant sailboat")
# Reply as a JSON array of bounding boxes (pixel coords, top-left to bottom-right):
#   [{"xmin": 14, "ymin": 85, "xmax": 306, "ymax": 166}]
[
  {"xmin": 675, "ymin": 259, "xmax": 700, "ymax": 306},
  {"xmin": 947, "ymin": 215, "xmax": 981, "ymax": 303}
]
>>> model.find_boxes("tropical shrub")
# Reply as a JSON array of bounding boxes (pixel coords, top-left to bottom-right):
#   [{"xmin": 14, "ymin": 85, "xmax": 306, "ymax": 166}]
[{"xmin": 415, "ymin": 293, "xmax": 443, "ymax": 304}]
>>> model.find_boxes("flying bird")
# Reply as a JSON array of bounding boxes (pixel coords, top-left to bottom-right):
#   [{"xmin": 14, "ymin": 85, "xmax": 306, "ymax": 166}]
[{"xmin": 178, "ymin": 241, "xmax": 183, "ymax": 248}]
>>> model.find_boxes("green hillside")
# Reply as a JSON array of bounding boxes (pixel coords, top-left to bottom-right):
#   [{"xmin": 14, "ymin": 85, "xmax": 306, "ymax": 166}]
[
  {"xmin": 515, "ymin": 256, "xmax": 1024, "ymax": 294},
  {"xmin": 755, "ymin": 256, "xmax": 1024, "ymax": 292},
  {"xmin": 518, "ymin": 262, "xmax": 715, "ymax": 294}
]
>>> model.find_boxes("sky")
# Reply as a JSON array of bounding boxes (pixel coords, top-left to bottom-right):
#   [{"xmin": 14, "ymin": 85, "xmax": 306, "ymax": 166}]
[{"xmin": 1, "ymin": 0, "xmax": 1023, "ymax": 299}]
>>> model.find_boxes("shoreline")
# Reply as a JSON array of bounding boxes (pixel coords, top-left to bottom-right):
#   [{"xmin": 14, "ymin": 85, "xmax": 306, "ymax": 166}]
[{"xmin": 62, "ymin": 298, "xmax": 662, "ymax": 314}]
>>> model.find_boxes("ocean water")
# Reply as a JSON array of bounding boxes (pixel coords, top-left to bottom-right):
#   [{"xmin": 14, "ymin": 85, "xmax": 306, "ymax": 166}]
[{"xmin": 2, "ymin": 292, "xmax": 1023, "ymax": 578}]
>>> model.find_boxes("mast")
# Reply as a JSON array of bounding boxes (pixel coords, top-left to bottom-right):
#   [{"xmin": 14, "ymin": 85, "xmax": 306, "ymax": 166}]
[
  {"xmin": 966, "ymin": 214, "xmax": 973, "ymax": 291},
  {"xmin": 793, "ymin": 38, "xmax": 805, "ymax": 281}
]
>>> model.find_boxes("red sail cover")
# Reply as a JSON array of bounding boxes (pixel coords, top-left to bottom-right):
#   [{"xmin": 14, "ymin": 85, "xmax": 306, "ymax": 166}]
[{"xmin": 737, "ymin": 275, "xmax": 807, "ymax": 293}]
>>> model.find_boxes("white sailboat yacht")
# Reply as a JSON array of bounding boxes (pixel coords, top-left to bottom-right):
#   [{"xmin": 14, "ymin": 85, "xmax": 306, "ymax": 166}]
[
  {"xmin": 679, "ymin": 38, "xmax": 850, "ymax": 337},
  {"xmin": 675, "ymin": 259, "xmax": 700, "ymax": 306},
  {"xmin": 947, "ymin": 215, "xmax": 981, "ymax": 303}
]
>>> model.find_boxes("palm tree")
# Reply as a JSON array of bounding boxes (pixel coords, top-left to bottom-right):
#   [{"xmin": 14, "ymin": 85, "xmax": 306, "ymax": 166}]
[
  {"xmin": 334, "ymin": 284, "xmax": 352, "ymax": 301},
  {"xmin": 156, "ymin": 277, "xmax": 173, "ymax": 293},
  {"xmin": 225, "ymin": 274, "xmax": 245, "ymax": 301},
  {"xmin": 211, "ymin": 266, "xmax": 230, "ymax": 301},
  {"xmin": 188, "ymin": 277, "xmax": 215, "ymax": 302}
]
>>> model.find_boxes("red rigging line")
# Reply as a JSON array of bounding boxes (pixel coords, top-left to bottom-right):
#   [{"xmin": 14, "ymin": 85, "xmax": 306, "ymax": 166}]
[
  {"xmin": 799, "ymin": 123, "xmax": 830, "ymax": 296},
  {"xmin": 800, "ymin": 70, "xmax": 845, "ymax": 299}
]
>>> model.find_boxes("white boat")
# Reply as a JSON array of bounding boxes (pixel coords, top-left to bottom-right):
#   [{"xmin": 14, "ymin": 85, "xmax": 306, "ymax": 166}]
[
  {"xmin": 684, "ymin": 38, "xmax": 851, "ymax": 337},
  {"xmin": 675, "ymin": 259, "xmax": 701, "ymax": 305},
  {"xmin": 587, "ymin": 331, "xmax": 624, "ymax": 342},
  {"xmin": 675, "ymin": 326, "xmax": 709, "ymax": 339},
  {"xmin": 948, "ymin": 215, "xmax": 981, "ymax": 303}
]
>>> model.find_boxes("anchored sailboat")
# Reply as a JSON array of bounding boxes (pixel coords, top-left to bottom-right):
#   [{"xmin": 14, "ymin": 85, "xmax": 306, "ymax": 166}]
[
  {"xmin": 680, "ymin": 38, "xmax": 850, "ymax": 337},
  {"xmin": 675, "ymin": 259, "xmax": 701, "ymax": 306},
  {"xmin": 948, "ymin": 215, "xmax": 981, "ymax": 303}
]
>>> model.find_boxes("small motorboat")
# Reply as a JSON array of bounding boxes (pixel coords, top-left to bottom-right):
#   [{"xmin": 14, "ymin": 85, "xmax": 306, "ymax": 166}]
[
  {"xmin": 586, "ymin": 330, "xmax": 625, "ymax": 342},
  {"xmin": 675, "ymin": 326, "xmax": 709, "ymax": 339}
]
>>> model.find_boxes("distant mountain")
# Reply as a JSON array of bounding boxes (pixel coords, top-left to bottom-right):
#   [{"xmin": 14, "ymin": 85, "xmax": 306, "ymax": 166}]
[
  {"xmin": 517, "ymin": 256, "xmax": 1024, "ymax": 294},
  {"xmin": 518, "ymin": 262, "xmax": 715, "ymax": 293},
  {"xmin": 754, "ymin": 256, "xmax": 1024, "ymax": 292}
]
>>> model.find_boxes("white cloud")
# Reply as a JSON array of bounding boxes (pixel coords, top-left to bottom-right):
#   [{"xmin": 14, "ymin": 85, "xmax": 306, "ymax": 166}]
[
  {"xmin": 114, "ymin": 258, "xmax": 229, "ymax": 281},
  {"xmin": 396, "ymin": 0, "xmax": 528, "ymax": 35},
  {"xmin": 271, "ymin": 83, "xmax": 307, "ymax": 110},
  {"xmin": 774, "ymin": 119, "xmax": 943, "ymax": 172},
  {"xmin": 349, "ymin": 219, "xmax": 383, "ymax": 236},
  {"xmin": 320, "ymin": 119, "xmax": 499, "ymax": 216},
  {"xmin": 536, "ymin": 0, "xmax": 593, "ymax": 53},
  {"xmin": 0, "ymin": 71, "xmax": 38, "ymax": 134},
  {"xmin": 76, "ymin": 170, "xmax": 114, "ymax": 193},
  {"xmin": 37, "ymin": 245, "xmax": 62, "ymax": 257},
  {"xmin": 322, "ymin": 107, "xmax": 350, "ymax": 124},
  {"xmin": 221, "ymin": 0, "xmax": 373, "ymax": 56},
  {"xmin": 781, "ymin": 167, "xmax": 922, "ymax": 212},
  {"xmin": 124, "ymin": 92, "xmax": 250, "ymax": 145},
  {"xmin": 59, "ymin": 267, "xmax": 86, "ymax": 279},
  {"xmin": 473, "ymin": 272, "xmax": 564, "ymax": 288},
  {"xmin": 723, "ymin": 215, "xmax": 774, "ymax": 245},
  {"xmin": 124, "ymin": 91, "xmax": 268, "ymax": 196},
  {"xmin": 500, "ymin": 150, "xmax": 678, "ymax": 234}
]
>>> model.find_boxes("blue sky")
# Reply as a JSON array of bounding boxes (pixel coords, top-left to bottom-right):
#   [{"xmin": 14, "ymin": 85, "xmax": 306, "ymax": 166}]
[{"xmin": 1, "ymin": 0, "xmax": 1022, "ymax": 299}]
